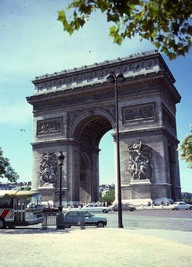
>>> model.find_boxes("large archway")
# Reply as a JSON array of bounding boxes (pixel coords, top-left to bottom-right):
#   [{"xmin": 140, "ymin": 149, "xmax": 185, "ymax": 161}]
[
  {"xmin": 71, "ymin": 113, "xmax": 113, "ymax": 202},
  {"xmin": 27, "ymin": 50, "xmax": 181, "ymax": 205}
]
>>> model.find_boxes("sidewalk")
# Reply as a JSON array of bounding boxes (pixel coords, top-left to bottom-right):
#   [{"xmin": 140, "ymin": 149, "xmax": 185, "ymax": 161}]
[{"xmin": 1, "ymin": 227, "xmax": 192, "ymax": 267}]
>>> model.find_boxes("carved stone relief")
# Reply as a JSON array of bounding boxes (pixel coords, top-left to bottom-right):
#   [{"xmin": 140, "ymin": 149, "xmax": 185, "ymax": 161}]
[
  {"xmin": 127, "ymin": 141, "xmax": 153, "ymax": 181},
  {"xmin": 67, "ymin": 105, "xmax": 116, "ymax": 129},
  {"xmin": 37, "ymin": 117, "xmax": 63, "ymax": 135},
  {"xmin": 39, "ymin": 152, "xmax": 58, "ymax": 186},
  {"xmin": 123, "ymin": 103, "xmax": 155, "ymax": 123}
]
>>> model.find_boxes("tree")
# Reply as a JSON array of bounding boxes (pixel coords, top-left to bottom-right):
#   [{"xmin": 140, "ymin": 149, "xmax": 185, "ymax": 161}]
[
  {"xmin": 0, "ymin": 147, "xmax": 19, "ymax": 182},
  {"xmin": 180, "ymin": 126, "xmax": 192, "ymax": 168},
  {"xmin": 100, "ymin": 189, "xmax": 115, "ymax": 204},
  {"xmin": 58, "ymin": 0, "xmax": 192, "ymax": 60}
]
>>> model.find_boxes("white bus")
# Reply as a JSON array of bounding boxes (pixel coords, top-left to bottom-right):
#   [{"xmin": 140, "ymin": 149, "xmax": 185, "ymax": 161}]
[{"xmin": 0, "ymin": 190, "xmax": 44, "ymax": 229}]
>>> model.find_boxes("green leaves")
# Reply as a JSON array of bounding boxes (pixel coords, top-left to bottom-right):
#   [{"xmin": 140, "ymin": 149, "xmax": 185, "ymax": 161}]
[
  {"xmin": 0, "ymin": 147, "xmax": 19, "ymax": 182},
  {"xmin": 109, "ymin": 25, "xmax": 122, "ymax": 45},
  {"xmin": 58, "ymin": 9, "xmax": 86, "ymax": 35},
  {"xmin": 100, "ymin": 189, "xmax": 115, "ymax": 203},
  {"xmin": 180, "ymin": 126, "xmax": 192, "ymax": 169},
  {"xmin": 58, "ymin": 0, "xmax": 192, "ymax": 59}
]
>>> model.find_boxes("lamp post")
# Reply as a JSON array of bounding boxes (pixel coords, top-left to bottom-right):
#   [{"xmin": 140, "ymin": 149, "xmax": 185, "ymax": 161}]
[
  {"xmin": 106, "ymin": 72, "xmax": 125, "ymax": 228},
  {"xmin": 58, "ymin": 151, "xmax": 65, "ymax": 212}
]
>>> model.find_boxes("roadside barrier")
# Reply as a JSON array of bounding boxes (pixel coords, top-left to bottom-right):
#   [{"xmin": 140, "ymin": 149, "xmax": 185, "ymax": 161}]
[
  {"xmin": 41, "ymin": 212, "xmax": 85, "ymax": 230},
  {"xmin": 41, "ymin": 212, "xmax": 57, "ymax": 229}
]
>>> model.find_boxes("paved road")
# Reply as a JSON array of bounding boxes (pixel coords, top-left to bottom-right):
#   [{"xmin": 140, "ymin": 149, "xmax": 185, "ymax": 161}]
[
  {"xmin": 131, "ymin": 208, "xmax": 192, "ymax": 218},
  {"xmin": 105, "ymin": 209, "xmax": 192, "ymax": 231}
]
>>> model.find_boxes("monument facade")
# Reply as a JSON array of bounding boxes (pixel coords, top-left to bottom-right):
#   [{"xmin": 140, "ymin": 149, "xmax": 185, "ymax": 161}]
[{"xmin": 27, "ymin": 50, "xmax": 181, "ymax": 205}]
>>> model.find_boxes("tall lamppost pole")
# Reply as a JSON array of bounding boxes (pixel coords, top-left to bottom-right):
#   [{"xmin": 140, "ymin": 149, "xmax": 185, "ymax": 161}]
[
  {"xmin": 106, "ymin": 72, "xmax": 125, "ymax": 228},
  {"xmin": 58, "ymin": 151, "xmax": 65, "ymax": 212}
]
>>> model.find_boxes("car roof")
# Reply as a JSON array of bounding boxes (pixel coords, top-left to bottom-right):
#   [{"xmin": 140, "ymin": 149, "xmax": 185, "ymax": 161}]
[{"xmin": 66, "ymin": 209, "xmax": 90, "ymax": 213}]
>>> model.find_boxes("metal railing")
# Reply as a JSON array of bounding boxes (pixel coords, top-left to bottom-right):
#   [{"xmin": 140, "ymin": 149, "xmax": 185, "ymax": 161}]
[
  {"xmin": 41, "ymin": 212, "xmax": 85, "ymax": 230},
  {"xmin": 41, "ymin": 212, "xmax": 57, "ymax": 229}
]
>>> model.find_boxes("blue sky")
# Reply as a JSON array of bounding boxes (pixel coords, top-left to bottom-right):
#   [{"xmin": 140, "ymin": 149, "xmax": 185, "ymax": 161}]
[{"xmin": 0, "ymin": 0, "xmax": 192, "ymax": 192}]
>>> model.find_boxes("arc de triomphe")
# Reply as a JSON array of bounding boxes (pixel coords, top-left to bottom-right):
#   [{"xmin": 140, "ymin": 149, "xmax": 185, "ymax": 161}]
[{"xmin": 27, "ymin": 50, "xmax": 181, "ymax": 205}]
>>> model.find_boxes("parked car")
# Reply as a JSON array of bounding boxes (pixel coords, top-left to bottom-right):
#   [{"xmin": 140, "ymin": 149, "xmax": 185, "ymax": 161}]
[
  {"xmin": 110, "ymin": 203, "xmax": 136, "ymax": 212},
  {"xmin": 171, "ymin": 202, "xmax": 192, "ymax": 210},
  {"xmin": 81, "ymin": 203, "xmax": 110, "ymax": 213},
  {"xmin": 43, "ymin": 206, "xmax": 59, "ymax": 213},
  {"xmin": 63, "ymin": 210, "xmax": 107, "ymax": 228}
]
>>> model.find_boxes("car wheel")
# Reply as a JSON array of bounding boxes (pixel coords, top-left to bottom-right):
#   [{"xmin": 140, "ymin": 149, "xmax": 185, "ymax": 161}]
[
  {"xmin": 130, "ymin": 208, "xmax": 135, "ymax": 211},
  {"xmin": 0, "ymin": 219, "xmax": 5, "ymax": 229},
  {"xmin": 190, "ymin": 207, "xmax": 192, "ymax": 210},
  {"xmin": 97, "ymin": 222, "xmax": 105, "ymax": 228},
  {"xmin": 102, "ymin": 209, "xmax": 108, "ymax": 213}
]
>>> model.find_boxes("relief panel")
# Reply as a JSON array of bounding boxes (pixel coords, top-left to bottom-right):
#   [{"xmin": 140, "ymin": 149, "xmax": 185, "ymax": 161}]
[
  {"xmin": 37, "ymin": 117, "xmax": 63, "ymax": 135},
  {"xmin": 122, "ymin": 103, "xmax": 155, "ymax": 123}
]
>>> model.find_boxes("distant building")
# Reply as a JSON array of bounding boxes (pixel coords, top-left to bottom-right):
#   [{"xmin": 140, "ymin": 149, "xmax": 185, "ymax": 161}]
[
  {"xmin": 0, "ymin": 181, "xmax": 31, "ymax": 190},
  {"xmin": 181, "ymin": 192, "xmax": 192, "ymax": 200}
]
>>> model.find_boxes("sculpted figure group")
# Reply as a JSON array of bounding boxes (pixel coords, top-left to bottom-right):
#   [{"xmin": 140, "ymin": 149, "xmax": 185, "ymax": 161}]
[
  {"xmin": 128, "ymin": 141, "xmax": 153, "ymax": 181},
  {"xmin": 39, "ymin": 152, "xmax": 58, "ymax": 186}
]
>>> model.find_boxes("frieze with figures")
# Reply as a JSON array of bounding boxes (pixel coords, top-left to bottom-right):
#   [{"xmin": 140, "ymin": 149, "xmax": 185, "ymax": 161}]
[
  {"xmin": 37, "ymin": 117, "xmax": 63, "ymax": 135},
  {"xmin": 32, "ymin": 81, "xmax": 156, "ymax": 113},
  {"xmin": 123, "ymin": 103, "xmax": 155, "ymax": 123}
]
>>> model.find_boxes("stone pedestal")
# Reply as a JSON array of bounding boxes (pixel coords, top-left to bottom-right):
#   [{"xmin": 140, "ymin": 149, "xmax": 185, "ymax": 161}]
[
  {"xmin": 38, "ymin": 184, "xmax": 55, "ymax": 204},
  {"xmin": 129, "ymin": 179, "xmax": 152, "ymax": 205}
]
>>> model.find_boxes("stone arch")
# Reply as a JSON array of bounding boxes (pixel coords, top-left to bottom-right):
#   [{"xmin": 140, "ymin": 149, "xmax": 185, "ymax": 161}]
[
  {"xmin": 68, "ymin": 108, "xmax": 116, "ymax": 143},
  {"xmin": 27, "ymin": 51, "xmax": 181, "ymax": 205},
  {"xmin": 68, "ymin": 110, "xmax": 114, "ymax": 202}
]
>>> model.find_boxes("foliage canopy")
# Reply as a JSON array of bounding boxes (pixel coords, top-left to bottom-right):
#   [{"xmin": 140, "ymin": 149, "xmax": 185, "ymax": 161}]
[
  {"xmin": 58, "ymin": 0, "xmax": 192, "ymax": 60},
  {"xmin": 180, "ymin": 126, "xmax": 192, "ymax": 168},
  {"xmin": 100, "ymin": 189, "xmax": 115, "ymax": 203},
  {"xmin": 0, "ymin": 147, "xmax": 19, "ymax": 182}
]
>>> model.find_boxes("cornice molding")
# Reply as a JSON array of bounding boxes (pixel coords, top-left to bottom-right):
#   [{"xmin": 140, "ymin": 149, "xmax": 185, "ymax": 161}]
[{"xmin": 28, "ymin": 50, "xmax": 177, "ymax": 98}]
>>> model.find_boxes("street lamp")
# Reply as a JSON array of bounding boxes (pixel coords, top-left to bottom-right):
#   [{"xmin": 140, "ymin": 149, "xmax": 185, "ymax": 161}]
[
  {"xmin": 58, "ymin": 151, "xmax": 65, "ymax": 212},
  {"xmin": 106, "ymin": 71, "xmax": 125, "ymax": 228}
]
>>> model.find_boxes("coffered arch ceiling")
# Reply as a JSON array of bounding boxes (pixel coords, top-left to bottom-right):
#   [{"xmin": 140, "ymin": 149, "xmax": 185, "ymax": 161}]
[{"xmin": 73, "ymin": 115, "xmax": 112, "ymax": 147}]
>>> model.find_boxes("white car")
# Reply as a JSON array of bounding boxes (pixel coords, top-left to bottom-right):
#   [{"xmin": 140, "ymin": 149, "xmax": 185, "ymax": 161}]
[
  {"xmin": 81, "ymin": 203, "xmax": 110, "ymax": 213},
  {"xmin": 171, "ymin": 202, "xmax": 192, "ymax": 210}
]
